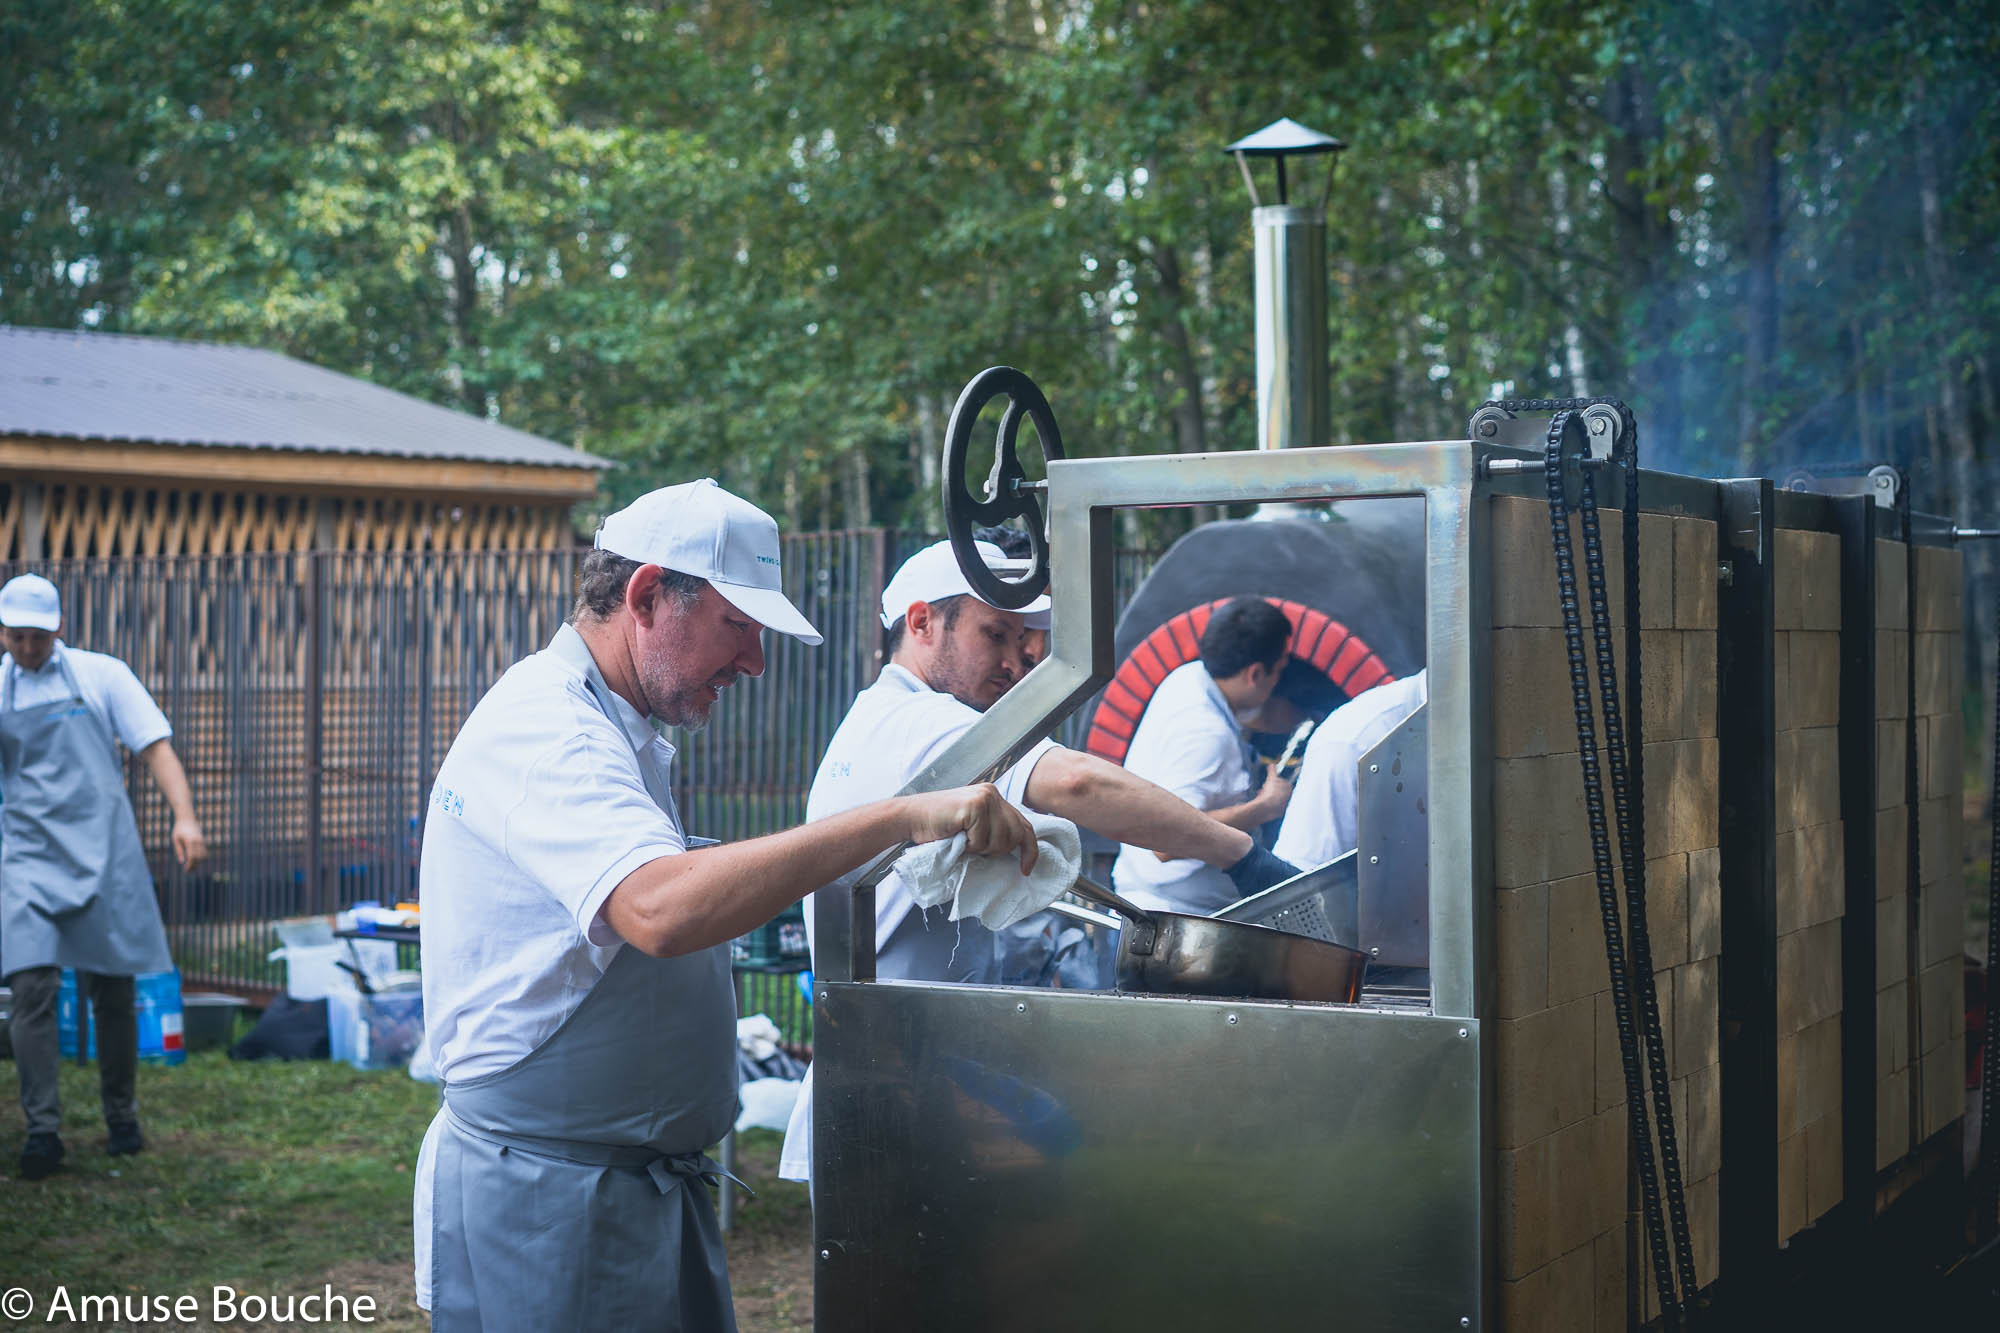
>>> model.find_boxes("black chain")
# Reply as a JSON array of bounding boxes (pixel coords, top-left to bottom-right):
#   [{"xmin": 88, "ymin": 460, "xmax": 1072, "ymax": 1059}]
[
  {"xmin": 1487, "ymin": 395, "xmax": 1699, "ymax": 1322},
  {"xmin": 1982, "ymin": 567, "xmax": 2000, "ymax": 1232}
]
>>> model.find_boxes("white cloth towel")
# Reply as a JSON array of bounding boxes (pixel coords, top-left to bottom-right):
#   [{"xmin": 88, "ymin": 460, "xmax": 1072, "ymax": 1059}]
[{"xmin": 893, "ymin": 810, "xmax": 1081, "ymax": 930}]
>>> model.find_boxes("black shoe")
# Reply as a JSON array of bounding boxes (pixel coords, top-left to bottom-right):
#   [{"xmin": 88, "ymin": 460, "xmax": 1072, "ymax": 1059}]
[
  {"xmin": 106, "ymin": 1121, "xmax": 145, "ymax": 1157},
  {"xmin": 18, "ymin": 1133, "xmax": 65, "ymax": 1180}
]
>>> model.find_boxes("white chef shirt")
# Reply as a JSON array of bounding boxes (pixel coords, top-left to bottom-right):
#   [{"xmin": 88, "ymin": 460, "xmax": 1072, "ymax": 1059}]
[
  {"xmin": 1109, "ymin": 660, "xmax": 1249, "ymax": 915},
  {"xmin": 415, "ymin": 624, "xmax": 687, "ymax": 1306},
  {"xmin": 780, "ymin": 661, "xmax": 1059, "ymax": 1182},
  {"xmin": 1274, "ymin": 670, "xmax": 1428, "ymax": 869},
  {"xmin": 0, "ymin": 642, "xmax": 172, "ymax": 753},
  {"xmin": 418, "ymin": 623, "xmax": 688, "ymax": 1083}
]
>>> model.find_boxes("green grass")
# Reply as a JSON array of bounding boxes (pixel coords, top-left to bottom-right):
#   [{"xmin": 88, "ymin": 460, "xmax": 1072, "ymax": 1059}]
[{"xmin": 1, "ymin": 1048, "xmax": 813, "ymax": 1330}]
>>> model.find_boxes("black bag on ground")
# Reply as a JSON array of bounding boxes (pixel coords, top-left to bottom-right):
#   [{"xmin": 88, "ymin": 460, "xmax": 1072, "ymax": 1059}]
[{"xmin": 228, "ymin": 995, "xmax": 330, "ymax": 1061}]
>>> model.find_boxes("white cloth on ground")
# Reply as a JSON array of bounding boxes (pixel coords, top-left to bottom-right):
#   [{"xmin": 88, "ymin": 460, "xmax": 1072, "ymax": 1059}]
[{"xmin": 893, "ymin": 811, "xmax": 1082, "ymax": 930}]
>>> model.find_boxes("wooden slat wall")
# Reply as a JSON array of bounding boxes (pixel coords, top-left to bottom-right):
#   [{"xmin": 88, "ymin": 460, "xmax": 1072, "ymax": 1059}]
[{"xmin": 1, "ymin": 482, "xmax": 573, "ymax": 558}]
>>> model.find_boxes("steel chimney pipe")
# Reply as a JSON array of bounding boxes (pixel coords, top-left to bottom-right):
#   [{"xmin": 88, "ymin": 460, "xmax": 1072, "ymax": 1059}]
[{"xmin": 1253, "ymin": 203, "xmax": 1329, "ymax": 452}]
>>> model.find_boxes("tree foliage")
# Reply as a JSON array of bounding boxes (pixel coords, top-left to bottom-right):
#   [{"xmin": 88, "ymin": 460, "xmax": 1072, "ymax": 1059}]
[{"xmin": 5, "ymin": 0, "xmax": 1997, "ymax": 537}]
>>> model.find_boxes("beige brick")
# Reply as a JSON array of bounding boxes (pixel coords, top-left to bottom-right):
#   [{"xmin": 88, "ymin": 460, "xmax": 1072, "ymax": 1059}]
[
  {"xmin": 1497, "ymin": 1134, "xmax": 1556, "ymax": 1278},
  {"xmin": 1685, "ymin": 1058, "xmax": 1722, "ymax": 1182},
  {"xmin": 1805, "ymin": 1104, "xmax": 1844, "ymax": 1222},
  {"xmin": 1799, "ymin": 531, "xmax": 1843, "ymax": 631},
  {"xmin": 1779, "ymin": 1130, "xmax": 1809, "ymax": 1243},
  {"xmin": 1675, "ymin": 958, "xmax": 1720, "ymax": 1075},
  {"xmin": 1922, "ymin": 877, "xmax": 1964, "ymax": 970},
  {"xmin": 1789, "ymin": 631, "xmax": 1842, "ymax": 729},
  {"xmin": 1688, "ymin": 1169, "xmax": 1721, "ymax": 1291},
  {"xmin": 1925, "ymin": 713, "xmax": 1962, "ymax": 803},
  {"xmin": 1774, "ymin": 728, "xmax": 1801, "ymax": 836},
  {"xmin": 1641, "ymin": 512, "xmax": 1675, "ymax": 630},
  {"xmin": 1918, "ymin": 958, "xmax": 1962, "ymax": 1044},
  {"xmin": 1921, "ymin": 1036, "xmax": 1965, "ymax": 1141},
  {"xmin": 1496, "ymin": 996, "xmax": 1597, "ymax": 1149},
  {"xmin": 1548, "ymin": 871, "xmax": 1611, "ymax": 1007},
  {"xmin": 1778, "ymin": 919, "xmax": 1842, "ymax": 1036},
  {"xmin": 1592, "ymin": 1227, "xmax": 1626, "ymax": 1333},
  {"xmin": 1792, "ymin": 728, "xmax": 1843, "ymax": 832},
  {"xmin": 1498, "ymin": 1242, "xmax": 1593, "ymax": 1333},
  {"xmin": 1644, "ymin": 853, "xmax": 1689, "ymax": 972},
  {"xmin": 1917, "ymin": 796, "xmax": 1961, "ymax": 889},
  {"xmin": 1877, "ymin": 1066, "xmax": 1911, "ymax": 1169},
  {"xmin": 1644, "ymin": 738, "xmax": 1718, "ymax": 859},
  {"xmin": 1683, "ymin": 632, "xmax": 1718, "ymax": 739},
  {"xmin": 1877, "ymin": 981, "xmax": 1909, "ymax": 1077},
  {"xmin": 1496, "ymin": 884, "xmax": 1551, "ymax": 1020},
  {"xmin": 1776, "ymin": 821, "xmax": 1844, "ymax": 935},
  {"xmin": 1774, "ymin": 530, "xmax": 1808, "ymax": 632},
  {"xmin": 1687, "ymin": 846, "xmax": 1721, "ymax": 961},
  {"xmin": 1495, "ymin": 753, "xmax": 1592, "ymax": 888},
  {"xmin": 1494, "ymin": 496, "xmax": 1563, "ymax": 629},
  {"xmin": 1876, "ymin": 719, "xmax": 1907, "ymax": 811},
  {"xmin": 1492, "ymin": 627, "xmax": 1577, "ymax": 759},
  {"xmin": 1875, "ymin": 539, "xmax": 1908, "ymax": 630},
  {"xmin": 1876, "ymin": 900, "xmax": 1908, "ymax": 994},
  {"xmin": 1915, "ymin": 633, "xmax": 1954, "ymax": 717},
  {"xmin": 1914, "ymin": 544, "xmax": 1963, "ymax": 633},
  {"xmin": 1595, "ymin": 988, "xmax": 1625, "ymax": 1112},
  {"xmin": 1876, "ymin": 630, "xmax": 1909, "ymax": 719},
  {"xmin": 1772, "ymin": 633, "xmax": 1795, "ymax": 736},
  {"xmin": 1550, "ymin": 1106, "xmax": 1628, "ymax": 1257},
  {"xmin": 1796, "ymin": 1015, "xmax": 1843, "ymax": 1135},
  {"xmin": 1640, "ymin": 629, "xmax": 1689, "ymax": 743},
  {"xmin": 1777, "ymin": 1031, "xmax": 1799, "ymax": 1139},
  {"xmin": 1674, "ymin": 516, "xmax": 1719, "ymax": 631},
  {"xmin": 1875, "ymin": 806, "xmax": 1908, "ymax": 901}
]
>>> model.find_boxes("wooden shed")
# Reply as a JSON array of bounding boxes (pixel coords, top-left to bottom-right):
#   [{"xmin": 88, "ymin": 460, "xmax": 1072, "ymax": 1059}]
[{"xmin": 0, "ymin": 324, "xmax": 605, "ymax": 556}]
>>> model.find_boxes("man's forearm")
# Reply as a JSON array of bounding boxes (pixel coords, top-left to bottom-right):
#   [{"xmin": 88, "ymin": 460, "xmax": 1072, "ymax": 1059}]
[
  {"xmin": 605, "ymin": 797, "xmax": 920, "ymax": 958},
  {"xmin": 140, "ymin": 740, "xmax": 198, "ymax": 824},
  {"xmin": 1023, "ymin": 749, "xmax": 1252, "ymax": 866}
]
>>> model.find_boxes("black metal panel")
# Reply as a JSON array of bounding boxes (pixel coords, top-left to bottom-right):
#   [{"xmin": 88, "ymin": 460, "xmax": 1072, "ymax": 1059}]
[
  {"xmin": 1716, "ymin": 478, "xmax": 1779, "ymax": 1327},
  {"xmin": 1835, "ymin": 499, "xmax": 1879, "ymax": 1237}
]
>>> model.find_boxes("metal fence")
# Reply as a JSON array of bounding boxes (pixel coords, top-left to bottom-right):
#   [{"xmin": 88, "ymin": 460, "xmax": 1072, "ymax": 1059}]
[{"xmin": 13, "ymin": 533, "xmax": 1157, "ymax": 997}]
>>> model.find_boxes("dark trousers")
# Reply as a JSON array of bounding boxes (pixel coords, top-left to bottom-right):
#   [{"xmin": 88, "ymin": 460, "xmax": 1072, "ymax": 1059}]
[{"xmin": 6, "ymin": 967, "xmax": 138, "ymax": 1136}]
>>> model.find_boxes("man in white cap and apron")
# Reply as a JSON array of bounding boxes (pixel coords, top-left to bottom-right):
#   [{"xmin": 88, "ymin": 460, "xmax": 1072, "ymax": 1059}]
[
  {"xmin": 414, "ymin": 481, "xmax": 1037, "ymax": 1332},
  {"xmin": 778, "ymin": 540, "xmax": 1302, "ymax": 1183},
  {"xmin": 0, "ymin": 573, "xmax": 207, "ymax": 1181}
]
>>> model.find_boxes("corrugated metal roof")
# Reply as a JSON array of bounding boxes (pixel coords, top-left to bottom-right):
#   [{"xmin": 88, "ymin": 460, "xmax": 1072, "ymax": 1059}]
[{"xmin": 0, "ymin": 324, "xmax": 607, "ymax": 470}]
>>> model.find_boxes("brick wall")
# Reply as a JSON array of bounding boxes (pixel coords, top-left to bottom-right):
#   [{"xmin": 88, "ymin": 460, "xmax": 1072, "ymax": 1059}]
[
  {"xmin": 1874, "ymin": 539, "xmax": 1968, "ymax": 1190},
  {"xmin": 1490, "ymin": 495, "xmax": 1722, "ymax": 1331}
]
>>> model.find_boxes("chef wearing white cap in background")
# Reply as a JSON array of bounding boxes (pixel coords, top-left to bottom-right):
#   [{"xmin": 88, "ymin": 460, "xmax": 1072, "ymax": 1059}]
[
  {"xmin": 0, "ymin": 573, "xmax": 207, "ymax": 1183},
  {"xmin": 414, "ymin": 482, "xmax": 1038, "ymax": 1333},
  {"xmin": 778, "ymin": 539, "xmax": 1303, "ymax": 1184}
]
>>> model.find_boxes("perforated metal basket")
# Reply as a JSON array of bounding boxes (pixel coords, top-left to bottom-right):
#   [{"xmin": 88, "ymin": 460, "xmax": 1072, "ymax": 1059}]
[{"xmin": 1211, "ymin": 851, "xmax": 1359, "ymax": 951}]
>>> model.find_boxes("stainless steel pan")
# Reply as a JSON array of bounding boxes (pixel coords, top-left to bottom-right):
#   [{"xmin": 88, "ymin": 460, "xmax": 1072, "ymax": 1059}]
[{"xmin": 1059, "ymin": 877, "xmax": 1366, "ymax": 1005}]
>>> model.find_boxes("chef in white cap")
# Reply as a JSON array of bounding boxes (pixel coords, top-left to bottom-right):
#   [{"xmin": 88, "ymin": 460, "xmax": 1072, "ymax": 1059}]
[
  {"xmin": 778, "ymin": 539, "xmax": 1301, "ymax": 1184},
  {"xmin": 0, "ymin": 573, "xmax": 207, "ymax": 1182},
  {"xmin": 413, "ymin": 481, "xmax": 1037, "ymax": 1333}
]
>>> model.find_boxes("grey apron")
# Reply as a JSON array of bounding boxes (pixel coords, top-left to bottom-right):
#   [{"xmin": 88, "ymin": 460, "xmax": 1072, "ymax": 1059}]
[
  {"xmin": 0, "ymin": 651, "xmax": 171, "ymax": 979},
  {"xmin": 427, "ymin": 643, "xmax": 741, "ymax": 1333}
]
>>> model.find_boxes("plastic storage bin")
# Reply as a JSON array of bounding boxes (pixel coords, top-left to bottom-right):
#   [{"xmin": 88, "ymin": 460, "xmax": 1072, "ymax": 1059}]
[
  {"xmin": 270, "ymin": 917, "xmax": 399, "ymax": 999},
  {"xmin": 326, "ymin": 986, "xmax": 425, "ymax": 1070},
  {"xmin": 57, "ymin": 969, "xmax": 185, "ymax": 1066}
]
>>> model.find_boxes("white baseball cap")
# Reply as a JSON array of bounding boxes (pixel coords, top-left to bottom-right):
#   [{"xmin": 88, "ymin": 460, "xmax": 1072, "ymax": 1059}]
[
  {"xmin": 595, "ymin": 479, "xmax": 823, "ymax": 645},
  {"xmin": 0, "ymin": 574, "xmax": 61, "ymax": 631},
  {"xmin": 880, "ymin": 540, "xmax": 1053, "ymax": 630}
]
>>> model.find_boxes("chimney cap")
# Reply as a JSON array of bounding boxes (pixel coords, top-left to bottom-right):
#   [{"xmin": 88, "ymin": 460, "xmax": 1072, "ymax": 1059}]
[{"xmin": 1223, "ymin": 117, "xmax": 1345, "ymax": 158}]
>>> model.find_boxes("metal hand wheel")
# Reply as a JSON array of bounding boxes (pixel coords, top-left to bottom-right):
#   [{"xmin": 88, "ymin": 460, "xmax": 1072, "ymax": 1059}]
[{"xmin": 940, "ymin": 367, "xmax": 1065, "ymax": 610}]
